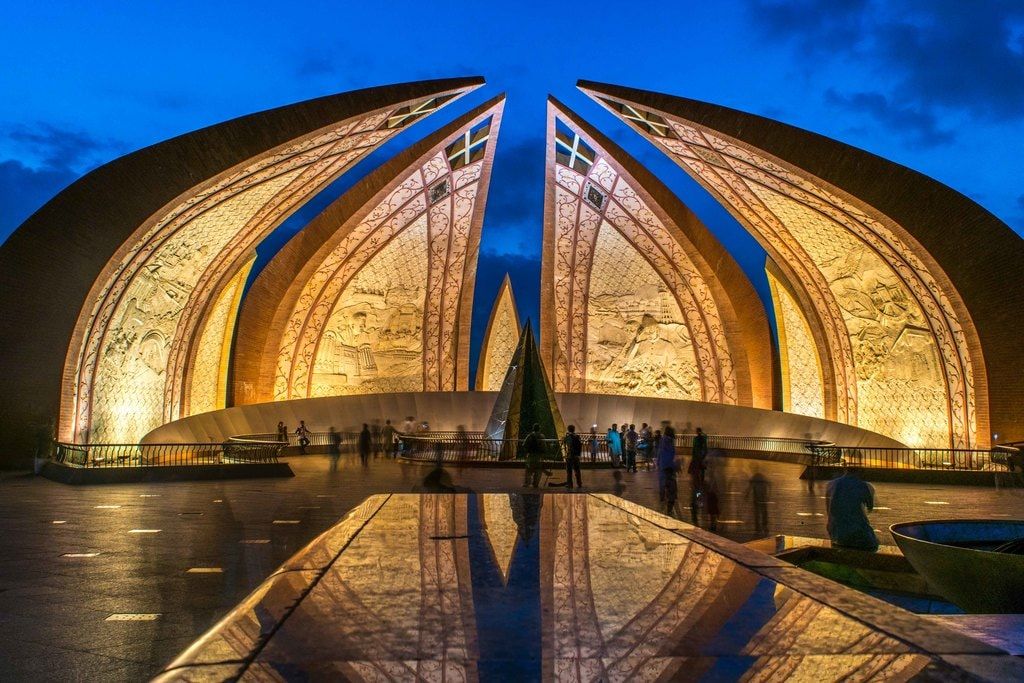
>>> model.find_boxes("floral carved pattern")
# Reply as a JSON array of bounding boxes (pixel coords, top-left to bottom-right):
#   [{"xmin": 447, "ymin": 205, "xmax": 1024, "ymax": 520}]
[
  {"xmin": 274, "ymin": 115, "xmax": 497, "ymax": 400},
  {"xmin": 69, "ymin": 98, "xmax": 455, "ymax": 444},
  {"xmin": 594, "ymin": 95, "xmax": 974, "ymax": 447},
  {"xmin": 546, "ymin": 117, "xmax": 737, "ymax": 403}
]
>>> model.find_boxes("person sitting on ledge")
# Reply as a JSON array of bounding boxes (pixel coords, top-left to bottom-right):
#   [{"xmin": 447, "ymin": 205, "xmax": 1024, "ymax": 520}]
[{"xmin": 826, "ymin": 467, "xmax": 879, "ymax": 551}]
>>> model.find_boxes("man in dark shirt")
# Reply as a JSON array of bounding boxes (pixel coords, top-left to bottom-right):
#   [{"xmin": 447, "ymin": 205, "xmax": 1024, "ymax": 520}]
[
  {"xmin": 563, "ymin": 424, "xmax": 583, "ymax": 489},
  {"xmin": 522, "ymin": 423, "xmax": 545, "ymax": 488}
]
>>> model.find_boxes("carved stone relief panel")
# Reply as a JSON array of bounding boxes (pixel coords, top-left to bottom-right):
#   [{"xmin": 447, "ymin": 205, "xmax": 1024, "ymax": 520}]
[
  {"xmin": 590, "ymin": 95, "xmax": 974, "ymax": 447},
  {"xmin": 478, "ymin": 281, "xmax": 520, "ymax": 391},
  {"xmin": 274, "ymin": 113, "xmax": 498, "ymax": 400},
  {"xmin": 586, "ymin": 223, "xmax": 700, "ymax": 400},
  {"xmin": 186, "ymin": 259, "xmax": 253, "ymax": 416},
  {"xmin": 768, "ymin": 270, "xmax": 825, "ymax": 419},
  {"xmin": 73, "ymin": 98, "xmax": 450, "ymax": 443},
  {"xmin": 546, "ymin": 114, "xmax": 738, "ymax": 404},
  {"xmin": 310, "ymin": 220, "xmax": 428, "ymax": 397}
]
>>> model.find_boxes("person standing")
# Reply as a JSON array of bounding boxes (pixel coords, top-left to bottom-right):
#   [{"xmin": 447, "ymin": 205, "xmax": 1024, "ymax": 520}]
[
  {"xmin": 658, "ymin": 426, "xmax": 680, "ymax": 516},
  {"xmin": 294, "ymin": 421, "xmax": 311, "ymax": 455},
  {"xmin": 639, "ymin": 423, "xmax": 652, "ymax": 465},
  {"xmin": 624, "ymin": 424, "xmax": 639, "ymax": 473},
  {"xmin": 607, "ymin": 424, "xmax": 622, "ymax": 468},
  {"xmin": 358, "ymin": 423, "xmax": 372, "ymax": 466},
  {"xmin": 826, "ymin": 468, "xmax": 879, "ymax": 551},
  {"xmin": 589, "ymin": 425, "xmax": 598, "ymax": 462},
  {"xmin": 563, "ymin": 424, "xmax": 584, "ymax": 489},
  {"xmin": 659, "ymin": 428, "xmax": 675, "ymax": 501},
  {"xmin": 276, "ymin": 421, "xmax": 289, "ymax": 444},
  {"xmin": 619, "ymin": 424, "xmax": 628, "ymax": 465},
  {"xmin": 522, "ymin": 423, "xmax": 545, "ymax": 488},
  {"xmin": 692, "ymin": 427, "xmax": 708, "ymax": 478},
  {"xmin": 382, "ymin": 419, "xmax": 397, "ymax": 458}
]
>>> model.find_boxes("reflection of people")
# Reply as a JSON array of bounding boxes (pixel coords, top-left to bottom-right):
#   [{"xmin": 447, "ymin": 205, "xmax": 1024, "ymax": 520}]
[
  {"xmin": 522, "ymin": 423, "xmax": 545, "ymax": 489},
  {"xmin": 563, "ymin": 424, "xmax": 583, "ymax": 489},
  {"xmin": 746, "ymin": 471, "xmax": 771, "ymax": 536},
  {"xmin": 826, "ymin": 468, "xmax": 879, "ymax": 551},
  {"xmin": 294, "ymin": 421, "xmax": 311, "ymax": 454}
]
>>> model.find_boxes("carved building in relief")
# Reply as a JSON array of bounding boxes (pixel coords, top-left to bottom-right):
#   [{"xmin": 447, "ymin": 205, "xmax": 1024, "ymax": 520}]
[
  {"xmin": 475, "ymin": 274, "xmax": 521, "ymax": 391},
  {"xmin": 0, "ymin": 79, "xmax": 480, "ymax": 448},
  {"xmin": 767, "ymin": 260, "xmax": 825, "ymax": 419},
  {"xmin": 232, "ymin": 96, "xmax": 504, "ymax": 403},
  {"xmin": 579, "ymin": 80, "xmax": 1024, "ymax": 447},
  {"xmin": 540, "ymin": 98, "xmax": 773, "ymax": 408}
]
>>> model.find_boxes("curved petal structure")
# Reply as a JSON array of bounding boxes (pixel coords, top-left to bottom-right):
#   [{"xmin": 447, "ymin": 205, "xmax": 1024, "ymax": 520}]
[
  {"xmin": 0, "ymin": 78, "xmax": 481, "ymax": 451},
  {"xmin": 540, "ymin": 98, "xmax": 773, "ymax": 408},
  {"xmin": 232, "ymin": 96, "xmax": 505, "ymax": 403},
  {"xmin": 578, "ymin": 81, "xmax": 1024, "ymax": 448},
  {"xmin": 475, "ymin": 274, "xmax": 521, "ymax": 391}
]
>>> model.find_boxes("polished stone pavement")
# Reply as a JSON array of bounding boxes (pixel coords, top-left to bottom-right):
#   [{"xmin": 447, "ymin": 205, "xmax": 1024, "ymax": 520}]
[
  {"xmin": 1, "ymin": 454, "xmax": 1023, "ymax": 680},
  {"xmin": 157, "ymin": 493, "xmax": 1024, "ymax": 681}
]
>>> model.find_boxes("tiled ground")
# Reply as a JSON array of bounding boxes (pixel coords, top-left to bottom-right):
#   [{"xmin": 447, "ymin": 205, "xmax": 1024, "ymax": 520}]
[{"xmin": 1, "ymin": 454, "xmax": 1022, "ymax": 681}]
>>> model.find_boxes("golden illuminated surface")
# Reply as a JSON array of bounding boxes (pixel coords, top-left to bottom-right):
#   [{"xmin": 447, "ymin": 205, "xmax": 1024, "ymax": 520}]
[
  {"xmin": 768, "ymin": 268, "xmax": 825, "ymax": 419},
  {"xmin": 161, "ymin": 494, "xmax": 1021, "ymax": 681},
  {"xmin": 70, "ymin": 93, "xmax": 463, "ymax": 443},
  {"xmin": 588, "ymin": 91, "xmax": 975, "ymax": 448},
  {"xmin": 186, "ymin": 258, "xmax": 253, "ymax": 416},
  {"xmin": 586, "ymin": 223, "xmax": 699, "ymax": 399},
  {"xmin": 476, "ymin": 275, "xmax": 520, "ymax": 391},
  {"xmin": 273, "ymin": 110, "xmax": 500, "ymax": 400},
  {"xmin": 544, "ymin": 104, "xmax": 737, "ymax": 403}
]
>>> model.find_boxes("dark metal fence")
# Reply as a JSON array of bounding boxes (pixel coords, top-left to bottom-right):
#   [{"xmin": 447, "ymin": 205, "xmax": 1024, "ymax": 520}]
[
  {"xmin": 395, "ymin": 432, "xmax": 823, "ymax": 465},
  {"xmin": 806, "ymin": 443, "xmax": 1019, "ymax": 472},
  {"xmin": 53, "ymin": 440, "xmax": 283, "ymax": 468}
]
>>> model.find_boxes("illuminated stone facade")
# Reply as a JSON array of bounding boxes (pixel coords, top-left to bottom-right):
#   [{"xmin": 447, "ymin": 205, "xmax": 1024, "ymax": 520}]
[
  {"xmin": 186, "ymin": 258, "xmax": 254, "ymax": 416},
  {"xmin": 56, "ymin": 85, "xmax": 473, "ymax": 444},
  {"xmin": 581, "ymin": 82, "xmax": 994, "ymax": 448},
  {"xmin": 475, "ymin": 274, "xmax": 520, "ymax": 391},
  {"xmin": 767, "ymin": 262, "xmax": 825, "ymax": 419},
  {"xmin": 231, "ymin": 97, "xmax": 504, "ymax": 403},
  {"xmin": 540, "ymin": 99, "xmax": 772, "ymax": 407}
]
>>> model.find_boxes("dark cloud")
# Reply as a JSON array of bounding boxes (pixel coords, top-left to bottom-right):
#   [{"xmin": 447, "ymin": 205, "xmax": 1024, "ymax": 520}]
[
  {"xmin": 824, "ymin": 88, "xmax": 955, "ymax": 148},
  {"xmin": 0, "ymin": 123, "xmax": 124, "ymax": 245},
  {"xmin": 486, "ymin": 136, "xmax": 544, "ymax": 227},
  {"xmin": 468, "ymin": 250, "xmax": 542, "ymax": 384},
  {"xmin": 0, "ymin": 160, "xmax": 77, "ymax": 245},
  {"xmin": 295, "ymin": 55, "xmax": 337, "ymax": 78},
  {"xmin": 752, "ymin": 0, "xmax": 1024, "ymax": 122}
]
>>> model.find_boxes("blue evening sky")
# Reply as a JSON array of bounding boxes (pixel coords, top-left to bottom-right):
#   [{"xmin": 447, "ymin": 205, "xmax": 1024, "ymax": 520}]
[{"xmin": 2, "ymin": 1, "xmax": 1022, "ymax": 378}]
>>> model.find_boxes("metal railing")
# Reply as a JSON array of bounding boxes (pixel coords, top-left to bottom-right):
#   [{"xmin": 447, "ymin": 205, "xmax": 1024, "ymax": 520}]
[
  {"xmin": 396, "ymin": 432, "xmax": 823, "ymax": 465},
  {"xmin": 806, "ymin": 443, "xmax": 1019, "ymax": 472},
  {"xmin": 52, "ymin": 440, "xmax": 283, "ymax": 468}
]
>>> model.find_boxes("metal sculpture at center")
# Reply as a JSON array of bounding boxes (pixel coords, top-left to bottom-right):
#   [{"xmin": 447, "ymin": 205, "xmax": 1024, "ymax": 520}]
[{"xmin": 484, "ymin": 321, "xmax": 565, "ymax": 460}]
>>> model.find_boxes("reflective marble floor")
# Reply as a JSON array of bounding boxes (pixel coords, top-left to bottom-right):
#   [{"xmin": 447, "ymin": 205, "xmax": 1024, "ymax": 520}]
[
  {"xmin": 3, "ymin": 456, "xmax": 1024, "ymax": 680},
  {"xmin": 157, "ymin": 493, "xmax": 1023, "ymax": 681}
]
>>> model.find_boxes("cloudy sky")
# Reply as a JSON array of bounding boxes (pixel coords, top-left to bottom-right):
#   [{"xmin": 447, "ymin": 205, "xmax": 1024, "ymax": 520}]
[{"xmin": 2, "ymin": 0, "xmax": 1022, "ymax": 376}]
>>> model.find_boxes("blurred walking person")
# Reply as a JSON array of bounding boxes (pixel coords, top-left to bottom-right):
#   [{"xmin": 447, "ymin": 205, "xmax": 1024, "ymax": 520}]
[
  {"xmin": 607, "ymin": 424, "xmax": 622, "ymax": 468},
  {"xmin": 522, "ymin": 423, "xmax": 545, "ymax": 489},
  {"xmin": 294, "ymin": 421, "xmax": 311, "ymax": 455},
  {"xmin": 358, "ymin": 423, "xmax": 372, "ymax": 466},
  {"xmin": 624, "ymin": 424, "xmax": 638, "ymax": 473}
]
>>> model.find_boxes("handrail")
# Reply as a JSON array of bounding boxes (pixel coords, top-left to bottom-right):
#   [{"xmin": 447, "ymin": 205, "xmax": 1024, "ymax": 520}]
[
  {"xmin": 52, "ymin": 440, "xmax": 283, "ymax": 468},
  {"xmin": 806, "ymin": 442, "xmax": 1019, "ymax": 472}
]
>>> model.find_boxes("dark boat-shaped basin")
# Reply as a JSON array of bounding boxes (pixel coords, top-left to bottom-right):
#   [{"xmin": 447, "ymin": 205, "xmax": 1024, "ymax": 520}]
[{"xmin": 890, "ymin": 520, "xmax": 1024, "ymax": 613}]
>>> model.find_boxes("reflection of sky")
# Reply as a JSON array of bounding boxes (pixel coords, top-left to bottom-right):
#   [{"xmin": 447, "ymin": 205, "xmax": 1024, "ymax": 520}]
[{"xmin": 2, "ymin": 1, "xmax": 1023, "ymax": 379}]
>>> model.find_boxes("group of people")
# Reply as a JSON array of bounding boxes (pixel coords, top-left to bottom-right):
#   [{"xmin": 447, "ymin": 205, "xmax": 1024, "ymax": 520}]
[
  {"xmin": 274, "ymin": 418, "xmax": 406, "ymax": 460},
  {"xmin": 600, "ymin": 423, "xmax": 657, "ymax": 472}
]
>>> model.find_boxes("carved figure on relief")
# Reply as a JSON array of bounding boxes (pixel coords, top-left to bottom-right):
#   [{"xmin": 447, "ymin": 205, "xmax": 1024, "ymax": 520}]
[{"xmin": 588, "ymin": 286, "xmax": 700, "ymax": 399}]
